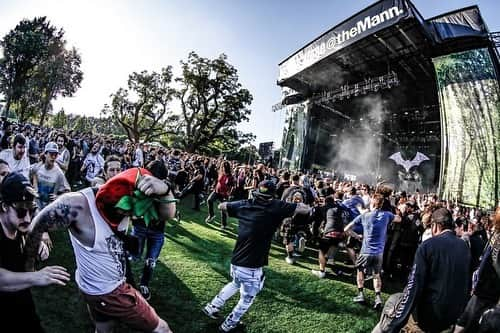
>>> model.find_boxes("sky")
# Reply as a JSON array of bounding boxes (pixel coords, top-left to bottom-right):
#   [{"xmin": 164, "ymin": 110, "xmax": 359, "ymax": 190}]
[{"xmin": 0, "ymin": 0, "xmax": 499, "ymax": 148}]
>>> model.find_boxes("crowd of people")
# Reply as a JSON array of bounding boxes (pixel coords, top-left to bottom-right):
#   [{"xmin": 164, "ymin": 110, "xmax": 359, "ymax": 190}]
[{"xmin": 0, "ymin": 118, "xmax": 498, "ymax": 333}]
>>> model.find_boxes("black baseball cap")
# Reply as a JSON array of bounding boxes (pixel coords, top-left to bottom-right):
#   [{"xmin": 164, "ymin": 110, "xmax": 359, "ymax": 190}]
[
  {"xmin": 258, "ymin": 180, "xmax": 276, "ymax": 196},
  {"xmin": 0, "ymin": 173, "xmax": 38, "ymax": 204}
]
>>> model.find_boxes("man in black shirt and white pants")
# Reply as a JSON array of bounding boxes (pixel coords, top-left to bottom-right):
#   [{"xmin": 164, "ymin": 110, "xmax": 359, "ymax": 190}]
[{"xmin": 203, "ymin": 180, "xmax": 311, "ymax": 332}]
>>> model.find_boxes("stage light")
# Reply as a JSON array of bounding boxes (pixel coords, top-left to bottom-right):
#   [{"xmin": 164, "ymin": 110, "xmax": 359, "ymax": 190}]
[{"xmin": 313, "ymin": 71, "xmax": 399, "ymax": 104}]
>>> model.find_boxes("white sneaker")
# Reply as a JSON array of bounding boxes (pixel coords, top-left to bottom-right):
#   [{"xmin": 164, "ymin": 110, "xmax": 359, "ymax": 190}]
[
  {"xmin": 311, "ymin": 269, "xmax": 326, "ymax": 278},
  {"xmin": 202, "ymin": 303, "xmax": 220, "ymax": 319},
  {"xmin": 297, "ymin": 236, "xmax": 306, "ymax": 253},
  {"xmin": 205, "ymin": 215, "xmax": 215, "ymax": 223},
  {"xmin": 285, "ymin": 257, "xmax": 296, "ymax": 265}
]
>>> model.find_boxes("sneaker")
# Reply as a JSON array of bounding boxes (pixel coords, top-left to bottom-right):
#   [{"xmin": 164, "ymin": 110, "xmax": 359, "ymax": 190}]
[
  {"xmin": 311, "ymin": 269, "xmax": 326, "ymax": 278},
  {"xmin": 331, "ymin": 269, "xmax": 345, "ymax": 277},
  {"xmin": 374, "ymin": 295, "xmax": 383, "ymax": 310},
  {"xmin": 139, "ymin": 285, "xmax": 151, "ymax": 301},
  {"xmin": 218, "ymin": 322, "xmax": 245, "ymax": 332},
  {"xmin": 297, "ymin": 236, "xmax": 306, "ymax": 253},
  {"xmin": 285, "ymin": 257, "xmax": 296, "ymax": 265},
  {"xmin": 202, "ymin": 303, "xmax": 220, "ymax": 320},
  {"xmin": 205, "ymin": 215, "xmax": 215, "ymax": 223},
  {"xmin": 353, "ymin": 293, "xmax": 366, "ymax": 303}
]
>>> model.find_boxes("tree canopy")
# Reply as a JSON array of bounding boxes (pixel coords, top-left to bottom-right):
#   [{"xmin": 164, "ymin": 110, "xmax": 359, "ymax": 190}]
[
  {"xmin": 175, "ymin": 52, "xmax": 253, "ymax": 152},
  {"xmin": 0, "ymin": 16, "xmax": 83, "ymax": 124},
  {"xmin": 102, "ymin": 67, "xmax": 177, "ymax": 143}
]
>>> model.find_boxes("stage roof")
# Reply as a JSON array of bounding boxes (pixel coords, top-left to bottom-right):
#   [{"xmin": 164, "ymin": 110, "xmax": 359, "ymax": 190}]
[{"xmin": 278, "ymin": 0, "xmax": 492, "ymax": 97}]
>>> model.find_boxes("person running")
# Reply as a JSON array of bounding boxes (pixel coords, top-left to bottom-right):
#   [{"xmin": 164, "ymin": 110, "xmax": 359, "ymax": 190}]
[
  {"xmin": 311, "ymin": 191, "xmax": 349, "ymax": 277},
  {"xmin": 0, "ymin": 173, "xmax": 70, "ymax": 332},
  {"xmin": 202, "ymin": 180, "xmax": 311, "ymax": 332},
  {"xmin": 24, "ymin": 168, "xmax": 176, "ymax": 333},
  {"xmin": 205, "ymin": 161, "xmax": 235, "ymax": 229},
  {"xmin": 129, "ymin": 160, "xmax": 174, "ymax": 301},
  {"xmin": 345, "ymin": 193, "xmax": 401, "ymax": 309}
]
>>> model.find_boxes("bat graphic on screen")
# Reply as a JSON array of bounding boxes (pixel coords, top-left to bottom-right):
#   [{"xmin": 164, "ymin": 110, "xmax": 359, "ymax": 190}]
[{"xmin": 389, "ymin": 152, "xmax": 430, "ymax": 172}]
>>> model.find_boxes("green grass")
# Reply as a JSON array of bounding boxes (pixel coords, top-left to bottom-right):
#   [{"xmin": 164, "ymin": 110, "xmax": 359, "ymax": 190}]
[{"xmin": 33, "ymin": 200, "xmax": 385, "ymax": 333}]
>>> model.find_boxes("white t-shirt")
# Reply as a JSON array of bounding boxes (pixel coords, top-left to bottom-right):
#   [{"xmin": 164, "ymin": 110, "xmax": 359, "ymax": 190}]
[
  {"xmin": 31, "ymin": 163, "xmax": 70, "ymax": 208},
  {"xmin": 133, "ymin": 148, "xmax": 144, "ymax": 167},
  {"xmin": 82, "ymin": 153, "xmax": 105, "ymax": 182},
  {"xmin": 0, "ymin": 149, "xmax": 31, "ymax": 179}
]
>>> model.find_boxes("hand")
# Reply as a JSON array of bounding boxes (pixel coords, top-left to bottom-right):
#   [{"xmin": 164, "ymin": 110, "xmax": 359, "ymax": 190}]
[
  {"xmin": 38, "ymin": 242, "xmax": 50, "ymax": 261},
  {"xmin": 48, "ymin": 193, "xmax": 57, "ymax": 202},
  {"xmin": 41, "ymin": 232, "xmax": 53, "ymax": 251},
  {"xmin": 137, "ymin": 175, "xmax": 169, "ymax": 196},
  {"xmin": 33, "ymin": 266, "xmax": 70, "ymax": 287}
]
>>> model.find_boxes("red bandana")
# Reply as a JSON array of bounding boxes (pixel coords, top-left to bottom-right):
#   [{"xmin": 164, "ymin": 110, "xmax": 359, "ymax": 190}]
[{"xmin": 95, "ymin": 168, "xmax": 152, "ymax": 230}]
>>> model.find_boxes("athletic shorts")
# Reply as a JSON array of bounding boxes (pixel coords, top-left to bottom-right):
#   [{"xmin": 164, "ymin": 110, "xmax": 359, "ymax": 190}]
[
  {"xmin": 356, "ymin": 253, "xmax": 383, "ymax": 275},
  {"xmin": 81, "ymin": 282, "xmax": 160, "ymax": 331},
  {"xmin": 318, "ymin": 234, "xmax": 345, "ymax": 254},
  {"xmin": 346, "ymin": 235, "xmax": 362, "ymax": 250}
]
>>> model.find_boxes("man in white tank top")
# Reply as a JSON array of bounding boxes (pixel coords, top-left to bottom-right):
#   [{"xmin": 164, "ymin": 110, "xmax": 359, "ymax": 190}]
[{"xmin": 24, "ymin": 168, "xmax": 176, "ymax": 333}]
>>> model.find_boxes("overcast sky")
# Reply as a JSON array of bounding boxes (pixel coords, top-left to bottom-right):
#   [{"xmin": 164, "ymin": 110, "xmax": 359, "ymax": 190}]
[{"xmin": 0, "ymin": 0, "xmax": 498, "ymax": 147}]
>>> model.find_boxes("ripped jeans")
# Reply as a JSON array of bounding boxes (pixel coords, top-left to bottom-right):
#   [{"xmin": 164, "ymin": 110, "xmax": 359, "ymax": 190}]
[
  {"xmin": 210, "ymin": 264, "xmax": 265, "ymax": 331},
  {"xmin": 130, "ymin": 225, "xmax": 165, "ymax": 286}
]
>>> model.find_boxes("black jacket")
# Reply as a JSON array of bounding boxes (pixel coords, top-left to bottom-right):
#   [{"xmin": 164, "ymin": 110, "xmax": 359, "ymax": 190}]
[{"xmin": 384, "ymin": 231, "xmax": 471, "ymax": 332}]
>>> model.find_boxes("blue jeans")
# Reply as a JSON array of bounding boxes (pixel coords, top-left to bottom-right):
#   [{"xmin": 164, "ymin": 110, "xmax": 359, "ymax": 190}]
[
  {"xmin": 131, "ymin": 225, "xmax": 165, "ymax": 286},
  {"xmin": 209, "ymin": 264, "xmax": 265, "ymax": 331}
]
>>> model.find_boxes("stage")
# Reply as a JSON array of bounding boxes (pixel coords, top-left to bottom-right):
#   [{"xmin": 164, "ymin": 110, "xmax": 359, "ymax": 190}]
[{"xmin": 277, "ymin": 0, "xmax": 500, "ymax": 207}]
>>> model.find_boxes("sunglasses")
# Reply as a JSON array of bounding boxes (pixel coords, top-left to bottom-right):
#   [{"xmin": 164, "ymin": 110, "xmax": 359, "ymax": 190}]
[{"xmin": 10, "ymin": 202, "xmax": 36, "ymax": 219}]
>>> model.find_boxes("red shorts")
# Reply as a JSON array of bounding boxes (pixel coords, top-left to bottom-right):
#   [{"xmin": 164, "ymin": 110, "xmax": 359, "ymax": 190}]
[{"xmin": 81, "ymin": 282, "xmax": 160, "ymax": 332}]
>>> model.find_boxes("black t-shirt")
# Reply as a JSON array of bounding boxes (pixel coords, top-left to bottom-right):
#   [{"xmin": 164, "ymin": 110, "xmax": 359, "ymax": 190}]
[
  {"xmin": 0, "ymin": 228, "xmax": 43, "ymax": 332},
  {"xmin": 227, "ymin": 199, "xmax": 297, "ymax": 268},
  {"xmin": 192, "ymin": 164, "xmax": 206, "ymax": 190},
  {"xmin": 275, "ymin": 180, "xmax": 290, "ymax": 199}
]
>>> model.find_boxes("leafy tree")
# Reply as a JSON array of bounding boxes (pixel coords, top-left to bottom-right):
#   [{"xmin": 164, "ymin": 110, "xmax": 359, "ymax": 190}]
[
  {"xmin": 175, "ymin": 52, "xmax": 253, "ymax": 153},
  {"xmin": 102, "ymin": 67, "xmax": 176, "ymax": 143},
  {"xmin": 35, "ymin": 47, "xmax": 83, "ymax": 126},
  {"xmin": 0, "ymin": 16, "xmax": 82, "ymax": 124},
  {"xmin": 51, "ymin": 108, "xmax": 68, "ymax": 130}
]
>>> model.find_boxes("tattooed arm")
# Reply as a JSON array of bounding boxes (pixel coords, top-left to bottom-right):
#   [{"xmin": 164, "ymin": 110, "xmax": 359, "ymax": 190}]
[{"xmin": 25, "ymin": 192, "xmax": 87, "ymax": 271}]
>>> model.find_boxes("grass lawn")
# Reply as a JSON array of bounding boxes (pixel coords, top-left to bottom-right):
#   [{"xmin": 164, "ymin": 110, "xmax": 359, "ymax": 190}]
[{"xmin": 33, "ymin": 200, "xmax": 390, "ymax": 333}]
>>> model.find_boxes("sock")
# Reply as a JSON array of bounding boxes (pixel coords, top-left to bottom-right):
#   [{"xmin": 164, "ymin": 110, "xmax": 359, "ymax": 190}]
[
  {"xmin": 358, "ymin": 288, "xmax": 364, "ymax": 294},
  {"xmin": 287, "ymin": 251, "xmax": 294, "ymax": 258},
  {"xmin": 376, "ymin": 292, "xmax": 381, "ymax": 296}
]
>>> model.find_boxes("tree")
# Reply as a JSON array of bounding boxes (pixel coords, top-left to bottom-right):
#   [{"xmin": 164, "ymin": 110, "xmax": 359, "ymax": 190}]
[
  {"xmin": 0, "ymin": 17, "xmax": 82, "ymax": 124},
  {"xmin": 35, "ymin": 46, "xmax": 83, "ymax": 126},
  {"xmin": 175, "ymin": 52, "xmax": 253, "ymax": 153},
  {"xmin": 51, "ymin": 108, "xmax": 68, "ymax": 130},
  {"xmin": 102, "ymin": 67, "xmax": 177, "ymax": 143}
]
